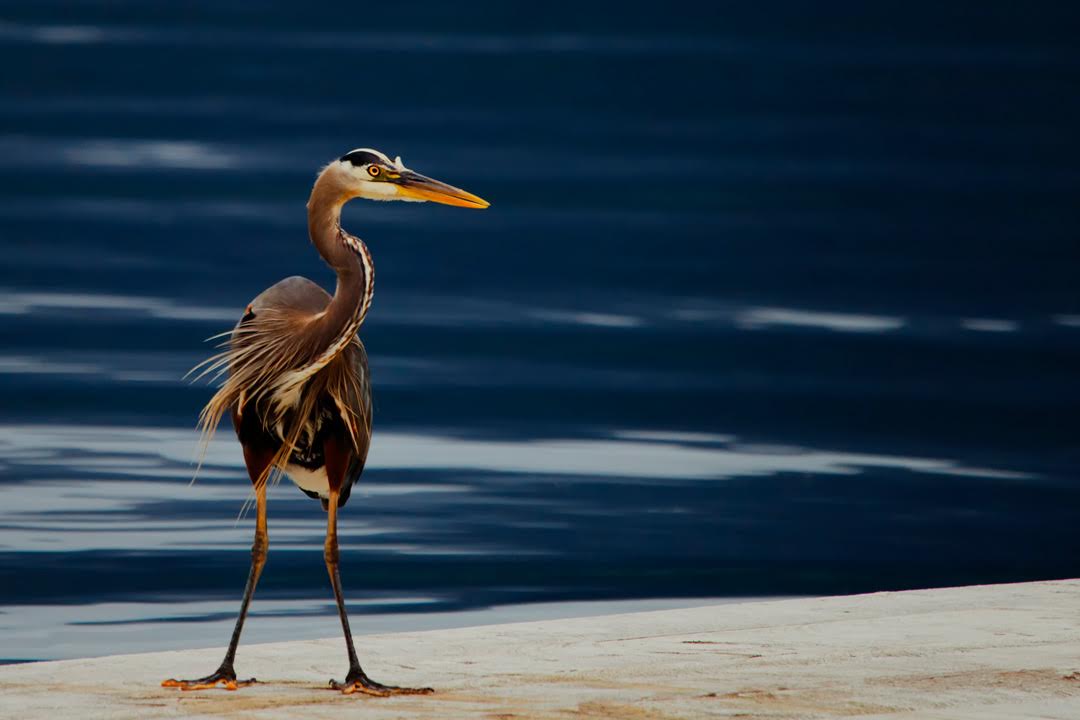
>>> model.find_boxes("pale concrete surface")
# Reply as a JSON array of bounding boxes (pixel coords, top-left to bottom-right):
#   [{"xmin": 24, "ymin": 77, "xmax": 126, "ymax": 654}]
[{"xmin": 1, "ymin": 580, "xmax": 1078, "ymax": 719}]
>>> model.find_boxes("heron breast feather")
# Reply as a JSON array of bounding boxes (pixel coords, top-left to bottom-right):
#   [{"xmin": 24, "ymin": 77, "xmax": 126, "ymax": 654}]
[{"xmin": 284, "ymin": 463, "xmax": 330, "ymax": 498}]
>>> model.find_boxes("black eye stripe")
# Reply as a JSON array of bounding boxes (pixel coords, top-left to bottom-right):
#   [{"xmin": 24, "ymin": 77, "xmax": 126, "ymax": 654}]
[{"xmin": 340, "ymin": 150, "xmax": 386, "ymax": 167}]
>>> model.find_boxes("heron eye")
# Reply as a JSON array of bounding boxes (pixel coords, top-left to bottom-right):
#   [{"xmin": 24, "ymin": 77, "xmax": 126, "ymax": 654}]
[{"xmin": 367, "ymin": 165, "xmax": 381, "ymax": 177}]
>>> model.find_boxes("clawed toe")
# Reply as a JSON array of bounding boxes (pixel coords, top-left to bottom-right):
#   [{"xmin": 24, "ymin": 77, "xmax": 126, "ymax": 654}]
[
  {"xmin": 162, "ymin": 667, "xmax": 256, "ymax": 691},
  {"xmin": 329, "ymin": 671, "xmax": 433, "ymax": 696}
]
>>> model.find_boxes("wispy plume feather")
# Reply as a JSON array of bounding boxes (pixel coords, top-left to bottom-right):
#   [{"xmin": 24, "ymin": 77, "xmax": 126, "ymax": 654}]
[{"xmin": 189, "ymin": 303, "xmax": 371, "ymax": 490}]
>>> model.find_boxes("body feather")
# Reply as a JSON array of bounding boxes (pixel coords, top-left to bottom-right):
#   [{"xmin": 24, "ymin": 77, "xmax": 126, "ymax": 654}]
[{"xmin": 193, "ymin": 237, "xmax": 373, "ymax": 500}]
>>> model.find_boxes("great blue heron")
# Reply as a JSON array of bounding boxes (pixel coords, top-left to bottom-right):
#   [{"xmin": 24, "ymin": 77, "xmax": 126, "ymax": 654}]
[{"xmin": 162, "ymin": 149, "xmax": 488, "ymax": 696}]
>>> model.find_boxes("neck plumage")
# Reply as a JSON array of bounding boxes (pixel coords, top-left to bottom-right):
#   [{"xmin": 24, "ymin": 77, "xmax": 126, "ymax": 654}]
[{"xmin": 306, "ymin": 167, "xmax": 375, "ymax": 355}]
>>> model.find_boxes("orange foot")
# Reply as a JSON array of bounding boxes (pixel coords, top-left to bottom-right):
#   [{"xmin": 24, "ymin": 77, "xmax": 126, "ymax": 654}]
[
  {"xmin": 162, "ymin": 665, "xmax": 256, "ymax": 691},
  {"xmin": 329, "ymin": 668, "xmax": 433, "ymax": 697}
]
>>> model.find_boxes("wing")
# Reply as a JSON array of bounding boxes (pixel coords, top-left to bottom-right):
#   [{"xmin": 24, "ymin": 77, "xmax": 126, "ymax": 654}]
[
  {"xmin": 334, "ymin": 338, "xmax": 372, "ymax": 509},
  {"xmin": 341, "ymin": 338, "xmax": 372, "ymax": 469},
  {"xmin": 248, "ymin": 275, "xmax": 331, "ymax": 316},
  {"xmin": 192, "ymin": 276, "xmax": 346, "ymax": 483}
]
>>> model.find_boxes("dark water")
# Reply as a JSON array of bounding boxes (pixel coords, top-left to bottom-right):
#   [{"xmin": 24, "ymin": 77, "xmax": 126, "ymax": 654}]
[{"xmin": 1, "ymin": 2, "xmax": 1079, "ymax": 662}]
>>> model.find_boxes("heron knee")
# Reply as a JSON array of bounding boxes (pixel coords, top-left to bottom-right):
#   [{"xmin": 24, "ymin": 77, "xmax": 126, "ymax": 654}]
[
  {"xmin": 251, "ymin": 531, "xmax": 269, "ymax": 565},
  {"xmin": 324, "ymin": 536, "xmax": 339, "ymax": 567}
]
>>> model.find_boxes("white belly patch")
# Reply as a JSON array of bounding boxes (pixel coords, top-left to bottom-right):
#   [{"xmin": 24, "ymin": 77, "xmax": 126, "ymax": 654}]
[{"xmin": 284, "ymin": 464, "xmax": 330, "ymax": 498}]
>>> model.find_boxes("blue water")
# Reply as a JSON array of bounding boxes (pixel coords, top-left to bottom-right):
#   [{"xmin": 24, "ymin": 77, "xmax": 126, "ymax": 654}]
[{"xmin": 1, "ymin": 1, "xmax": 1079, "ymax": 662}]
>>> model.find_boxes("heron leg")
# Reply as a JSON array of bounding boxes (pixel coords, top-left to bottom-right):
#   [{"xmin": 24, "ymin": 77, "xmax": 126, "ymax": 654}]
[
  {"xmin": 163, "ymin": 458, "xmax": 270, "ymax": 691},
  {"xmin": 323, "ymin": 485, "xmax": 433, "ymax": 697}
]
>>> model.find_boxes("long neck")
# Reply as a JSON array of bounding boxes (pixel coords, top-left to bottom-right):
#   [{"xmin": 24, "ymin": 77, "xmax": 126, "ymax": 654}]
[{"xmin": 307, "ymin": 168, "xmax": 375, "ymax": 343}]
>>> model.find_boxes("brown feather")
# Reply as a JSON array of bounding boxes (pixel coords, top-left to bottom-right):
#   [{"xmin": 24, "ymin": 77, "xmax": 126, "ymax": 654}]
[{"xmin": 190, "ymin": 162, "xmax": 375, "ymax": 487}]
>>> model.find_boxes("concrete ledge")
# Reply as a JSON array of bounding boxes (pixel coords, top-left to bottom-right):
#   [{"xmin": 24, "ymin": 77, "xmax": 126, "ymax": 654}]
[{"xmin": 2, "ymin": 580, "xmax": 1079, "ymax": 719}]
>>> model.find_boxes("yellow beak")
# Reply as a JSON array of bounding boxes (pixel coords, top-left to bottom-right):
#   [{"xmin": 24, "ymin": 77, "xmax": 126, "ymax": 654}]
[{"xmin": 393, "ymin": 171, "xmax": 490, "ymax": 209}]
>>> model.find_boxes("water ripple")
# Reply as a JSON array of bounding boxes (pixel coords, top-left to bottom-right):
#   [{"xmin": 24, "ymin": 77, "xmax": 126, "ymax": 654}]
[{"xmin": 0, "ymin": 423, "xmax": 1032, "ymax": 557}]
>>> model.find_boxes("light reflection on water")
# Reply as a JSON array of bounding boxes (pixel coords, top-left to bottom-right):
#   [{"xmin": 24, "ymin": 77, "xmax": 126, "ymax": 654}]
[
  {"xmin": 3, "ymin": 287, "xmax": 1077, "ymax": 343},
  {"xmin": 0, "ymin": 421, "xmax": 1050, "ymax": 660},
  {"xmin": 0, "ymin": 422, "xmax": 1034, "ymax": 499}
]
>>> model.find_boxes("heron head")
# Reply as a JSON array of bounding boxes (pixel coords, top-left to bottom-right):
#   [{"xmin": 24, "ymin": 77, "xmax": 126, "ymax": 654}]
[{"xmin": 333, "ymin": 148, "xmax": 489, "ymax": 209}]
